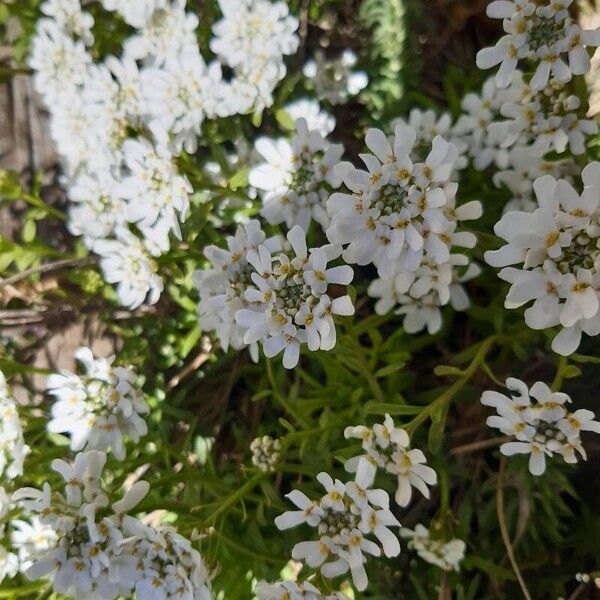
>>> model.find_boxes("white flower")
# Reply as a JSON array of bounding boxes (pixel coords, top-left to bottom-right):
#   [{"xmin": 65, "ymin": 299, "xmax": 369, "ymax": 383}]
[
  {"xmin": 285, "ymin": 98, "xmax": 336, "ymax": 136},
  {"xmin": 476, "ymin": 0, "xmax": 600, "ymax": 90},
  {"xmin": 123, "ymin": 0, "xmax": 199, "ymax": 65},
  {"xmin": 481, "ymin": 377, "xmax": 600, "ymax": 475},
  {"xmin": 400, "ymin": 524, "xmax": 466, "ymax": 571},
  {"xmin": 94, "ymin": 228, "xmax": 164, "ymax": 310},
  {"xmin": 46, "ymin": 347, "xmax": 149, "ymax": 460},
  {"xmin": 142, "ymin": 50, "xmax": 223, "ymax": 154},
  {"xmin": 14, "ymin": 451, "xmax": 213, "ymax": 600},
  {"xmin": 250, "ymin": 119, "xmax": 344, "ymax": 231},
  {"xmin": 485, "ymin": 165, "xmax": 600, "ymax": 354},
  {"xmin": 235, "ymin": 226, "xmax": 354, "ymax": 368},
  {"xmin": 41, "ymin": 0, "xmax": 95, "ymax": 45},
  {"xmin": 344, "ymin": 414, "xmax": 437, "ymax": 508},
  {"xmin": 303, "ymin": 50, "xmax": 368, "ymax": 105},
  {"xmin": 211, "ymin": 0, "xmax": 298, "ymax": 71},
  {"xmin": 193, "ymin": 220, "xmax": 282, "ymax": 362},
  {"xmin": 67, "ymin": 170, "xmax": 127, "ymax": 242},
  {"xmin": 11, "ymin": 518, "xmax": 58, "ymax": 572},
  {"xmin": 0, "ymin": 372, "xmax": 29, "ymax": 480},
  {"xmin": 28, "ymin": 19, "xmax": 91, "ymax": 102},
  {"xmin": 275, "ymin": 468, "xmax": 400, "ymax": 591},
  {"xmin": 255, "ymin": 579, "xmax": 349, "ymax": 600},
  {"xmin": 99, "ymin": 0, "xmax": 158, "ymax": 28},
  {"xmin": 120, "ymin": 138, "xmax": 191, "ymax": 250},
  {"xmin": 210, "ymin": 0, "xmax": 299, "ymax": 113},
  {"xmin": 327, "ymin": 124, "xmax": 459, "ymax": 278},
  {"xmin": 0, "ymin": 545, "xmax": 18, "ymax": 584}
]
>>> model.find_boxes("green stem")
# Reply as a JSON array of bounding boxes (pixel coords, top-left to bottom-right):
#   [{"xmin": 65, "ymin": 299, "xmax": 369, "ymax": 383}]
[
  {"xmin": 197, "ymin": 471, "xmax": 266, "ymax": 526},
  {"xmin": 551, "ymin": 355, "xmax": 568, "ymax": 392},
  {"xmin": 0, "ymin": 582, "xmax": 48, "ymax": 598},
  {"xmin": 266, "ymin": 359, "xmax": 311, "ymax": 428},
  {"xmin": 405, "ymin": 335, "xmax": 500, "ymax": 436}
]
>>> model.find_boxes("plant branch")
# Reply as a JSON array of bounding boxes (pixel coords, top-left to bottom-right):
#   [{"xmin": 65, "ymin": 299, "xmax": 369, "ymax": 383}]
[{"xmin": 496, "ymin": 457, "xmax": 532, "ymax": 600}]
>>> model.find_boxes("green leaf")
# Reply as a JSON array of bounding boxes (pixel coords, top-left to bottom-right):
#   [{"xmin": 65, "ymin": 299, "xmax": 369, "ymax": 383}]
[
  {"xmin": 562, "ymin": 364, "xmax": 581, "ymax": 379},
  {"xmin": 275, "ymin": 109, "xmax": 295, "ymax": 131},
  {"xmin": 374, "ymin": 363, "xmax": 405, "ymax": 378},
  {"xmin": 434, "ymin": 365, "xmax": 464, "ymax": 377},
  {"xmin": 229, "ymin": 167, "xmax": 249, "ymax": 190},
  {"xmin": 463, "ymin": 556, "xmax": 515, "ymax": 581},
  {"xmin": 364, "ymin": 401, "xmax": 422, "ymax": 415}
]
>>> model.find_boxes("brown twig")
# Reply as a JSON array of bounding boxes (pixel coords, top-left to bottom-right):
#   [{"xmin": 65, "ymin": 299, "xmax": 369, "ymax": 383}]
[
  {"xmin": 0, "ymin": 257, "xmax": 95, "ymax": 289},
  {"xmin": 496, "ymin": 457, "xmax": 532, "ymax": 600},
  {"xmin": 167, "ymin": 349, "xmax": 211, "ymax": 390},
  {"xmin": 566, "ymin": 583, "xmax": 588, "ymax": 600},
  {"xmin": 451, "ymin": 436, "xmax": 511, "ymax": 456}
]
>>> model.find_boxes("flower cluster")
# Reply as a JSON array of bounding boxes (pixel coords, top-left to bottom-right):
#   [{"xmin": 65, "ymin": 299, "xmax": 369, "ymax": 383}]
[
  {"xmin": 193, "ymin": 220, "xmax": 282, "ymax": 362},
  {"xmin": 46, "ymin": 347, "xmax": 149, "ymax": 460},
  {"xmin": 274, "ymin": 466, "xmax": 400, "ymax": 591},
  {"xmin": 328, "ymin": 124, "xmax": 461, "ymax": 277},
  {"xmin": 210, "ymin": 0, "xmax": 299, "ymax": 112},
  {"xmin": 485, "ymin": 164, "xmax": 600, "ymax": 355},
  {"xmin": 0, "ymin": 488, "xmax": 18, "ymax": 584},
  {"xmin": 235, "ymin": 226, "xmax": 354, "ymax": 368},
  {"xmin": 0, "ymin": 372, "xmax": 28, "ymax": 481},
  {"xmin": 28, "ymin": 0, "xmax": 299, "ymax": 309},
  {"xmin": 303, "ymin": 50, "xmax": 368, "ymax": 105},
  {"xmin": 481, "ymin": 377, "xmax": 600, "ymax": 475},
  {"xmin": 454, "ymin": 72, "xmax": 595, "ymax": 197},
  {"xmin": 249, "ymin": 118, "xmax": 344, "ymax": 232},
  {"xmin": 344, "ymin": 414, "xmax": 437, "ymax": 507},
  {"xmin": 255, "ymin": 580, "xmax": 349, "ymax": 600},
  {"xmin": 400, "ymin": 524, "xmax": 465, "ymax": 572},
  {"xmin": 326, "ymin": 122, "xmax": 481, "ymax": 334},
  {"xmin": 476, "ymin": 0, "xmax": 600, "ymax": 90},
  {"xmin": 457, "ymin": 1, "xmax": 600, "ymax": 217},
  {"xmin": 14, "ymin": 451, "xmax": 212, "ymax": 600},
  {"xmin": 250, "ymin": 436, "xmax": 281, "ymax": 473}
]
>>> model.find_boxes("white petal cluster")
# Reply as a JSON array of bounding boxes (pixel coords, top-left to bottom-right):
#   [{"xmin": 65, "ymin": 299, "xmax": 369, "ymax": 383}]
[
  {"xmin": 0, "ymin": 543, "xmax": 18, "ymax": 585},
  {"xmin": 274, "ymin": 467, "xmax": 400, "ymax": 591},
  {"xmin": 210, "ymin": 0, "xmax": 299, "ymax": 113},
  {"xmin": 10, "ymin": 517, "xmax": 58, "ymax": 575},
  {"xmin": 193, "ymin": 220, "xmax": 282, "ymax": 362},
  {"xmin": 235, "ymin": 226, "xmax": 355, "ymax": 368},
  {"xmin": 303, "ymin": 50, "xmax": 368, "ymax": 105},
  {"xmin": 29, "ymin": 0, "xmax": 299, "ymax": 311},
  {"xmin": 46, "ymin": 347, "xmax": 149, "ymax": 460},
  {"xmin": 476, "ymin": 0, "xmax": 600, "ymax": 90},
  {"xmin": 327, "ymin": 124, "xmax": 468, "ymax": 278},
  {"xmin": 456, "ymin": 72, "xmax": 597, "ymax": 174},
  {"xmin": 255, "ymin": 580, "xmax": 349, "ymax": 600},
  {"xmin": 250, "ymin": 118, "xmax": 344, "ymax": 232},
  {"xmin": 284, "ymin": 99, "xmax": 336, "ymax": 136},
  {"xmin": 481, "ymin": 377, "xmax": 600, "ymax": 475},
  {"xmin": 391, "ymin": 108, "xmax": 468, "ymax": 172},
  {"xmin": 250, "ymin": 436, "xmax": 281, "ymax": 472},
  {"xmin": 344, "ymin": 414, "xmax": 437, "ymax": 507},
  {"xmin": 0, "ymin": 488, "xmax": 18, "ymax": 584},
  {"xmin": 400, "ymin": 524, "xmax": 465, "ymax": 571},
  {"xmin": 485, "ymin": 164, "xmax": 600, "ymax": 355},
  {"xmin": 0, "ymin": 372, "xmax": 29, "ymax": 481},
  {"xmin": 14, "ymin": 451, "xmax": 212, "ymax": 600}
]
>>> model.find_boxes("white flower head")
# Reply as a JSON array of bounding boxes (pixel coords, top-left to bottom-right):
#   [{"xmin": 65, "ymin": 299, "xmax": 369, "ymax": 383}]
[
  {"xmin": 235, "ymin": 226, "xmax": 354, "ymax": 368},
  {"xmin": 46, "ymin": 347, "xmax": 149, "ymax": 460},
  {"xmin": 482, "ymin": 377, "xmax": 600, "ymax": 475},
  {"xmin": 303, "ymin": 50, "xmax": 368, "ymax": 105},
  {"xmin": 250, "ymin": 118, "xmax": 345, "ymax": 232},
  {"xmin": 0, "ymin": 372, "xmax": 29, "ymax": 480}
]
